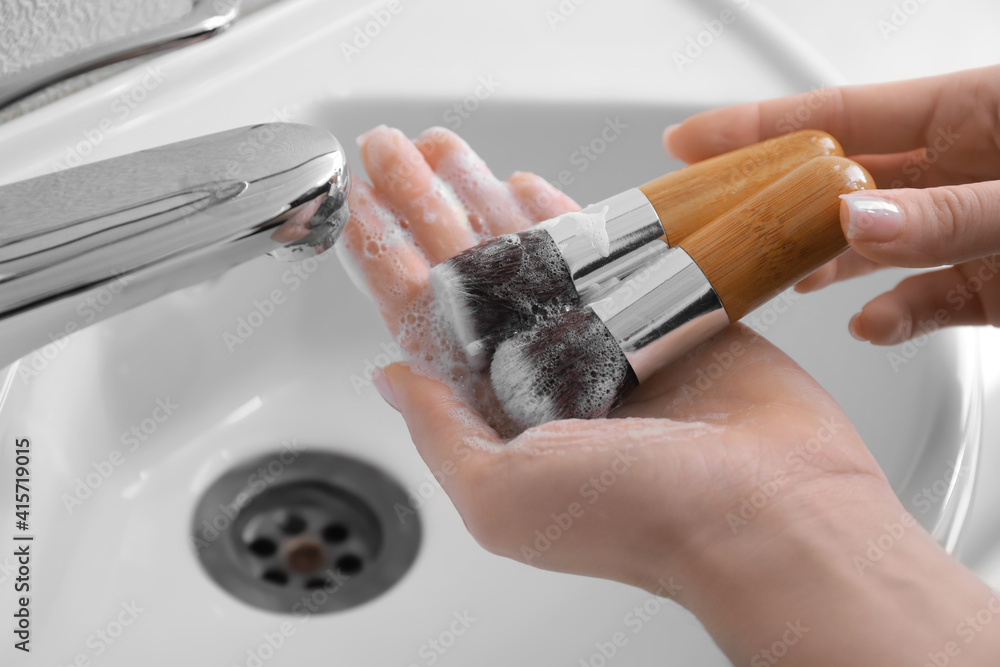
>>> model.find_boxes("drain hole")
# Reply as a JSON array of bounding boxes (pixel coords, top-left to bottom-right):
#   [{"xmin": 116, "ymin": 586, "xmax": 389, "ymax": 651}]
[
  {"xmin": 280, "ymin": 513, "xmax": 308, "ymax": 536},
  {"xmin": 336, "ymin": 554, "xmax": 363, "ymax": 576},
  {"xmin": 322, "ymin": 523, "xmax": 349, "ymax": 544},
  {"xmin": 248, "ymin": 538, "xmax": 278, "ymax": 558},
  {"xmin": 193, "ymin": 450, "xmax": 421, "ymax": 614},
  {"xmin": 262, "ymin": 569, "xmax": 289, "ymax": 586},
  {"xmin": 287, "ymin": 541, "xmax": 325, "ymax": 574}
]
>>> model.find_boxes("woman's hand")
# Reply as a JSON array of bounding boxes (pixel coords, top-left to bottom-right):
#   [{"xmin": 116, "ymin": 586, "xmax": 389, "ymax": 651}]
[
  {"xmin": 665, "ymin": 64, "xmax": 1000, "ymax": 345},
  {"xmin": 340, "ymin": 125, "xmax": 999, "ymax": 665}
]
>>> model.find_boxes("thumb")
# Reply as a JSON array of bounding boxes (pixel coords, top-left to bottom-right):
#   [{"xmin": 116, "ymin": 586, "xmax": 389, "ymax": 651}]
[{"xmin": 840, "ymin": 181, "xmax": 1000, "ymax": 267}]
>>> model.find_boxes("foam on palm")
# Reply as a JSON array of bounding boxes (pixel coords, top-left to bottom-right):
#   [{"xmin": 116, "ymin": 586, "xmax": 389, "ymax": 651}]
[{"xmin": 340, "ymin": 126, "xmax": 621, "ymax": 436}]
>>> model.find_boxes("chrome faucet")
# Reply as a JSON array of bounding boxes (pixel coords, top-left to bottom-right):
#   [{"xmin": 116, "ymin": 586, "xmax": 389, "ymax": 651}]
[
  {"xmin": 0, "ymin": 0, "xmax": 241, "ymax": 111},
  {"xmin": 0, "ymin": 123, "xmax": 350, "ymax": 367}
]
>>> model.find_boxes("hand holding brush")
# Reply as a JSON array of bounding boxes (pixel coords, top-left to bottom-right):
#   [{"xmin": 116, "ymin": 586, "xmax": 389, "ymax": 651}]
[{"xmin": 342, "ymin": 120, "xmax": 1000, "ymax": 667}]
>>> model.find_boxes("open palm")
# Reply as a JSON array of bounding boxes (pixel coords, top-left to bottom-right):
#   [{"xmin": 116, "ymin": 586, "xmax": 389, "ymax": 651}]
[{"xmin": 342, "ymin": 125, "xmax": 890, "ymax": 592}]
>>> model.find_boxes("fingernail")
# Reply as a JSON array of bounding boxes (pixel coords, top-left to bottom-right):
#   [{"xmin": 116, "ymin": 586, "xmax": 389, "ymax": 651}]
[
  {"xmin": 848, "ymin": 313, "xmax": 867, "ymax": 341},
  {"xmin": 372, "ymin": 367, "xmax": 399, "ymax": 412},
  {"xmin": 355, "ymin": 124, "xmax": 388, "ymax": 147},
  {"xmin": 662, "ymin": 123, "xmax": 681, "ymax": 158},
  {"xmin": 840, "ymin": 194, "xmax": 904, "ymax": 243}
]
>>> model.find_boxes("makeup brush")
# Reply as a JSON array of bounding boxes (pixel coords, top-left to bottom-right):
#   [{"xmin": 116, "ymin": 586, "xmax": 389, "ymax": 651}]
[
  {"xmin": 431, "ymin": 130, "xmax": 843, "ymax": 369},
  {"xmin": 490, "ymin": 155, "xmax": 875, "ymax": 428}
]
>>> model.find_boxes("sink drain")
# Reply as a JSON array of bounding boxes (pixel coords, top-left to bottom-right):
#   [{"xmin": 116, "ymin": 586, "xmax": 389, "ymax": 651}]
[{"xmin": 192, "ymin": 449, "xmax": 421, "ymax": 614}]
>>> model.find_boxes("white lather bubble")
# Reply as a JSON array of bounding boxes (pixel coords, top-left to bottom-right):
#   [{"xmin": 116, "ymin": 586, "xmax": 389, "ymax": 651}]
[
  {"xmin": 540, "ymin": 204, "xmax": 612, "ymax": 258},
  {"xmin": 334, "ymin": 242, "xmax": 373, "ymax": 300}
]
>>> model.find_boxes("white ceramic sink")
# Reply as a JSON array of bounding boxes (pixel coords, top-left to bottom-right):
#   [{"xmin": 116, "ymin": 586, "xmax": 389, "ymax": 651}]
[{"xmin": 0, "ymin": 1, "xmax": 986, "ymax": 665}]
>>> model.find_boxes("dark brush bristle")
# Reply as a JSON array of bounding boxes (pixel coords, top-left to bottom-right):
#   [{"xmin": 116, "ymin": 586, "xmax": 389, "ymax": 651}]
[
  {"xmin": 429, "ymin": 229, "xmax": 580, "ymax": 366},
  {"xmin": 490, "ymin": 308, "xmax": 639, "ymax": 428}
]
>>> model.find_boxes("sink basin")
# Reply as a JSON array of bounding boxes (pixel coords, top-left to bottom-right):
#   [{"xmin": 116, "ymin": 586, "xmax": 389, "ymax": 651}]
[{"xmin": 0, "ymin": 1, "xmax": 982, "ymax": 665}]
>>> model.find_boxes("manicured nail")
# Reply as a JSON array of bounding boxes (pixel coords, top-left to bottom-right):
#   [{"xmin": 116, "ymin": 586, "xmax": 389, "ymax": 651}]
[
  {"xmin": 848, "ymin": 313, "xmax": 867, "ymax": 341},
  {"xmin": 840, "ymin": 194, "xmax": 904, "ymax": 243},
  {"xmin": 372, "ymin": 367, "xmax": 399, "ymax": 412},
  {"xmin": 662, "ymin": 124, "xmax": 681, "ymax": 158}
]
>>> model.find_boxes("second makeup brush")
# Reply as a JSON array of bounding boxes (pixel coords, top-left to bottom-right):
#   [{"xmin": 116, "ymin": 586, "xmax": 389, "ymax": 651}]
[
  {"xmin": 489, "ymin": 155, "xmax": 875, "ymax": 428},
  {"xmin": 431, "ymin": 130, "xmax": 843, "ymax": 368}
]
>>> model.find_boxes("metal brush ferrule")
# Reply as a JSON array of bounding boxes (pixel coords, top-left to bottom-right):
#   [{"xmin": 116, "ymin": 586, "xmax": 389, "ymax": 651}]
[
  {"xmin": 543, "ymin": 188, "xmax": 664, "ymax": 301},
  {"xmin": 588, "ymin": 243, "xmax": 729, "ymax": 381}
]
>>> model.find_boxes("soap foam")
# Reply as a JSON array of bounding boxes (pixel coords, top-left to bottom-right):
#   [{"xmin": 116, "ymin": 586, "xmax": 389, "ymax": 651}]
[
  {"xmin": 540, "ymin": 204, "xmax": 612, "ymax": 258},
  {"xmin": 490, "ymin": 308, "xmax": 637, "ymax": 429},
  {"xmin": 343, "ymin": 130, "xmax": 629, "ymax": 437},
  {"xmin": 335, "ymin": 242, "xmax": 373, "ymax": 300},
  {"xmin": 342, "ymin": 187, "xmax": 616, "ymax": 435}
]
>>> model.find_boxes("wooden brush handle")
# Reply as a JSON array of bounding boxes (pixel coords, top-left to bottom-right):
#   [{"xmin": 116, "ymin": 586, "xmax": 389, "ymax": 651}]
[
  {"xmin": 639, "ymin": 130, "xmax": 843, "ymax": 244},
  {"xmin": 679, "ymin": 156, "xmax": 875, "ymax": 321}
]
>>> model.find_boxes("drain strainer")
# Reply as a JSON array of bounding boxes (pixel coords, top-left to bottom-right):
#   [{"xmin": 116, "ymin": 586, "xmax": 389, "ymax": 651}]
[{"xmin": 192, "ymin": 449, "xmax": 421, "ymax": 614}]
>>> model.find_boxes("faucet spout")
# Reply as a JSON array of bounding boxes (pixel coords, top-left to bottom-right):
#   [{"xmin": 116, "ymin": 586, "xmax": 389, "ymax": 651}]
[{"xmin": 0, "ymin": 123, "xmax": 350, "ymax": 367}]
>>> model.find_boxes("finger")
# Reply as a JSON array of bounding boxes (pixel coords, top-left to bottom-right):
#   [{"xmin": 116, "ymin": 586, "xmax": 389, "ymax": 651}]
[
  {"xmin": 663, "ymin": 68, "xmax": 986, "ymax": 162},
  {"xmin": 840, "ymin": 181, "xmax": 1000, "ymax": 267},
  {"xmin": 342, "ymin": 182, "xmax": 432, "ymax": 349},
  {"xmin": 849, "ymin": 262, "xmax": 1000, "ymax": 345},
  {"xmin": 854, "ymin": 151, "xmax": 969, "ymax": 190},
  {"xmin": 381, "ymin": 363, "xmax": 506, "ymax": 508},
  {"xmin": 507, "ymin": 171, "xmax": 580, "ymax": 222},
  {"xmin": 414, "ymin": 127, "xmax": 533, "ymax": 236},
  {"xmin": 794, "ymin": 250, "xmax": 884, "ymax": 293},
  {"xmin": 359, "ymin": 125, "xmax": 476, "ymax": 264}
]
